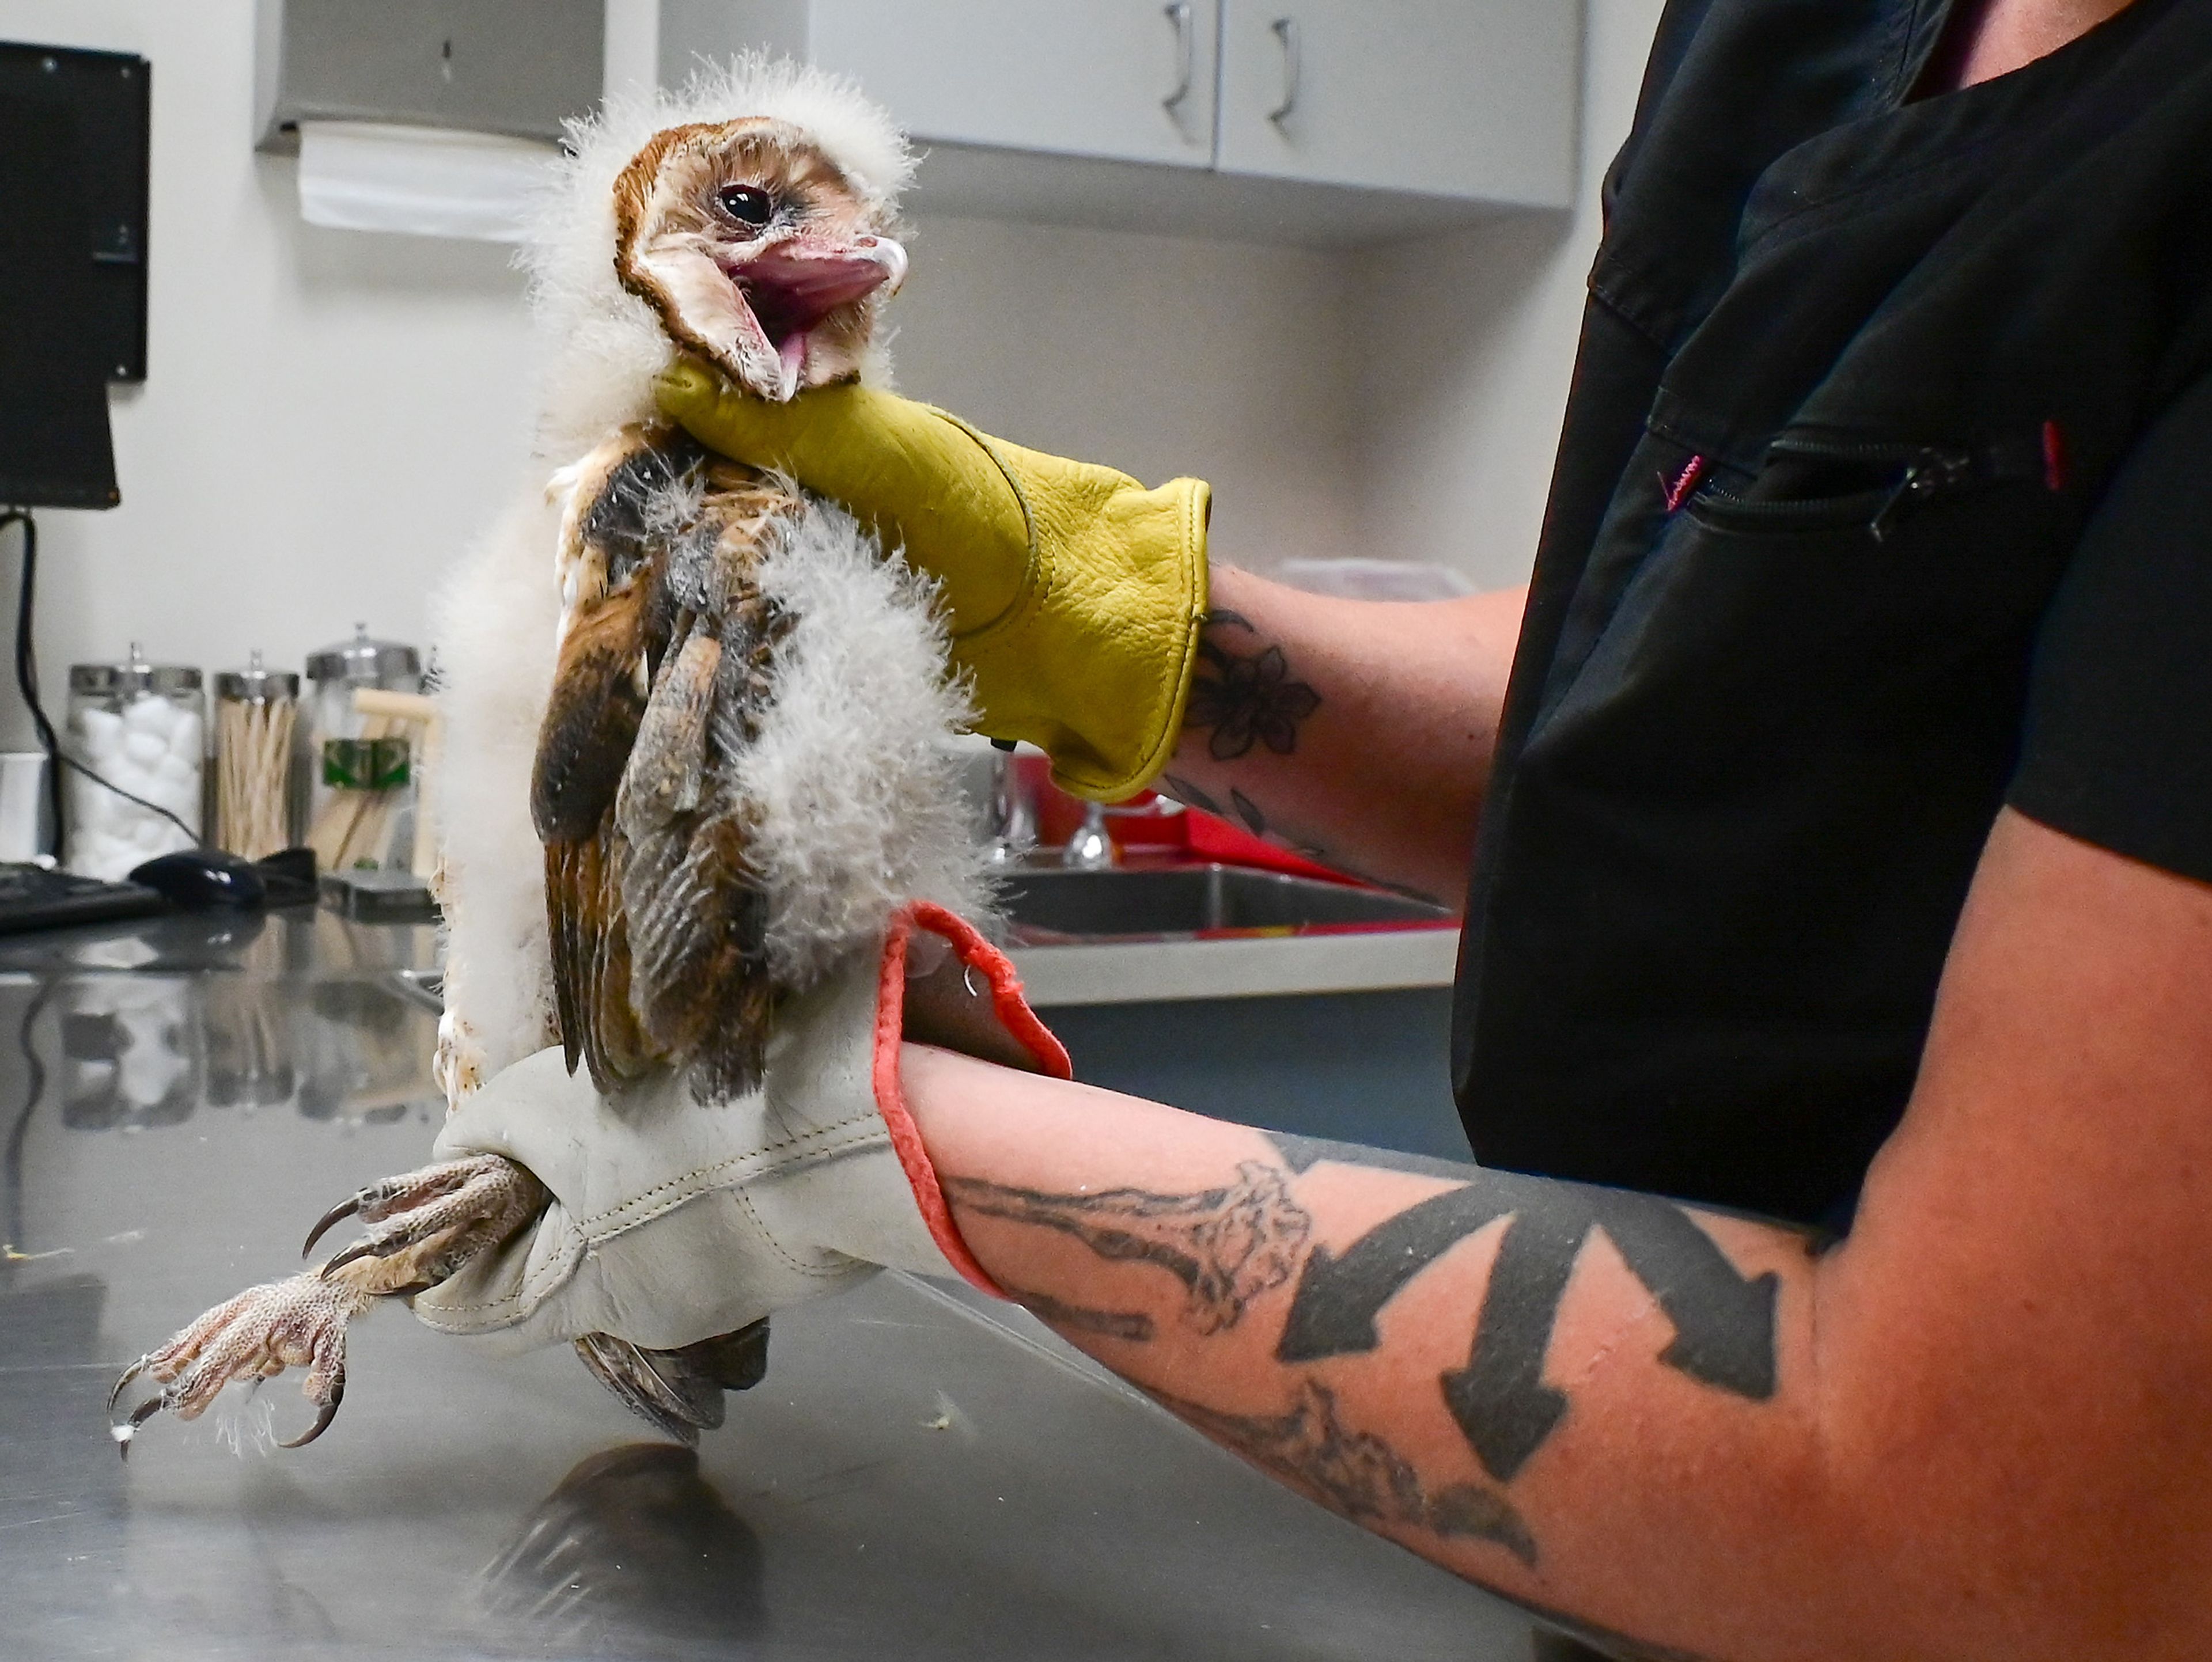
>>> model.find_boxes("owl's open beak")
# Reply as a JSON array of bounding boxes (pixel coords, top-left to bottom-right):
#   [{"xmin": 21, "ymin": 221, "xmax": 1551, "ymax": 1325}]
[{"xmin": 726, "ymin": 236, "xmax": 907, "ymax": 399}]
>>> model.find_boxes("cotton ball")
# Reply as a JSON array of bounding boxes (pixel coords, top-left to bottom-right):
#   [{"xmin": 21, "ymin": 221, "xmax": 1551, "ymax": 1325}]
[
  {"xmin": 73, "ymin": 788, "xmax": 119, "ymax": 834},
  {"xmin": 123, "ymin": 731, "xmax": 166, "ymax": 769},
  {"xmin": 172, "ymin": 710, "xmax": 203, "ymax": 757},
  {"xmin": 123, "ymin": 696, "xmax": 177, "ymax": 739},
  {"xmin": 154, "ymin": 776, "xmax": 189, "ymax": 810},
  {"xmin": 78, "ymin": 707, "xmax": 125, "ymax": 751}
]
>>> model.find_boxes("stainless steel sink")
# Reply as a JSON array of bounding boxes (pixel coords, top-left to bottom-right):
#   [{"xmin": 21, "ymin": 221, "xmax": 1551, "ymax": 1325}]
[{"xmin": 1002, "ymin": 863, "xmax": 1449, "ymax": 943}]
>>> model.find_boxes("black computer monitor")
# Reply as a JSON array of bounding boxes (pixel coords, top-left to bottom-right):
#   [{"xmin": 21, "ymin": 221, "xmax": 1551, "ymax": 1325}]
[{"xmin": 0, "ymin": 43, "xmax": 150, "ymax": 511}]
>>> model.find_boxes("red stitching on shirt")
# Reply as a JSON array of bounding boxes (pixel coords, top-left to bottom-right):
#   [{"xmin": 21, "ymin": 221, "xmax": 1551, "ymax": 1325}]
[
  {"xmin": 2041, "ymin": 420, "xmax": 2068, "ymax": 492},
  {"xmin": 1661, "ymin": 453, "xmax": 1707, "ymax": 513}
]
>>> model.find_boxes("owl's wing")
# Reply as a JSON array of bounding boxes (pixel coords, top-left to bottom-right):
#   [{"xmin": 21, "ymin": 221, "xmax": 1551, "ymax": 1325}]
[
  {"xmin": 572, "ymin": 1323, "xmax": 771, "ymax": 1446},
  {"xmin": 536, "ymin": 560, "xmax": 662, "ymax": 1094},
  {"xmin": 615, "ymin": 598, "xmax": 779, "ymax": 1101},
  {"xmin": 546, "ymin": 830, "xmax": 656, "ymax": 1092},
  {"xmin": 534, "ymin": 448, "xmax": 792, "ymax": 1103}
]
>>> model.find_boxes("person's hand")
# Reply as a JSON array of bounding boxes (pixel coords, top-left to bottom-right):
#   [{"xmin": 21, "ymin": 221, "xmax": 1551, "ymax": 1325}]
[
  {"xmin": 656, "ymin": 362, "xmax": 1210, "ymax": 800},
  {"xmin": 411, "ymin": 902, "xmax": 1069, "ymax": 1354}
]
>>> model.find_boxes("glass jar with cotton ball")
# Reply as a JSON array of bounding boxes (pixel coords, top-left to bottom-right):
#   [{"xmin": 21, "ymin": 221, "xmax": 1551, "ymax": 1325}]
[{"xmin": 64, "ymin": 646, "xmax": 206, "ymax": 881}]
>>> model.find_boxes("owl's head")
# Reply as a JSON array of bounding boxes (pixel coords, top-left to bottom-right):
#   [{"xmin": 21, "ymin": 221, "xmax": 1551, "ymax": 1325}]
[{"xmin": 611, "ymin": 117, "xmax": 907, "ymax": 403}]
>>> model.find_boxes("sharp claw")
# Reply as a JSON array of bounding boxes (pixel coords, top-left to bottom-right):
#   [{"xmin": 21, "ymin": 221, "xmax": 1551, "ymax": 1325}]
[
  {"xmin": 279, "ymin": 1375, "xmax": 343, "ymax": 1448},
  {"xmin": 115, "ymin": 1387, "xmax": 173, "ymax": 1456},
  {"xmin": 108, "ymin": 1355, "xmax": 149, "ymax": 1413},
  {"xmin": 303, "ymin": 1195, "xmax": 362, "ymax": 1258},
  {"xmin": 110, "ymin": 1365, "xmax": 164, "ymax": 1459},
  {"xmin": 317, "ymin": 1238, "xmax": 380, "ymax": 1279},
  {"xmin": 127, "ymin": 1391, "xmax": 169, "ymax": 1430}
]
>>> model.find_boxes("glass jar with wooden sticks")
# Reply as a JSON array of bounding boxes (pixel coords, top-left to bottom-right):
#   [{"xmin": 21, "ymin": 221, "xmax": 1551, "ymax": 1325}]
[
  {"xmin": 213, "ymin": 652, "xmax": 300, "ymax": 860},
  {"xmin": 303, "ymin": 625, "xmax": 423, "ymax": 873}
]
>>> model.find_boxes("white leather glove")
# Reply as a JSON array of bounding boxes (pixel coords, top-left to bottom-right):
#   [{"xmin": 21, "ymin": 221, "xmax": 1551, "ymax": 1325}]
[{"xmin": 412, "ymin": 902, "xmax": 1069, "ymax": 1354}]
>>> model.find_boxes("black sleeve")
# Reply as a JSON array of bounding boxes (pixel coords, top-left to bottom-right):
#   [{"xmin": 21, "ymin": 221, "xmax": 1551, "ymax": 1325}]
[{"xmin": 2009, "ymin": 370, "xmax": 2212, "ymax": 885}]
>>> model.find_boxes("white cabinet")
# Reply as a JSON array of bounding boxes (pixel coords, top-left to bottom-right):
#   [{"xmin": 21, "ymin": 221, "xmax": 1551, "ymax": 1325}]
[
  {"xmin": 659, "ymin": 0, "xmax": 1215, "ymax": 166},
  {"xmin": 807, "ymin": 1, "xmax": 1218, "ymax": 169},
  {"xmin": 650, "ymin": 0, "xmax": 1580, "ymax": 244},
  {"xmin": 1216, "ymin": 1, "xmax": 1576, "ymax": 209}
]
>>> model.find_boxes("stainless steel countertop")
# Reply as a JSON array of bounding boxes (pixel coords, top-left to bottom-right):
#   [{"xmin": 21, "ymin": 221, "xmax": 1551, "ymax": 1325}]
[{"xmin": 0, "ymin": 906, "xmax": 1536, "ymax": 1661}]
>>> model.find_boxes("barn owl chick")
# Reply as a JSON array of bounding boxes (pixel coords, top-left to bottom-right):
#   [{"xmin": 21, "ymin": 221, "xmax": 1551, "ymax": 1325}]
[{"xmin": 115, "ymin": 62, "xmax": 990, "ymax": 1452}]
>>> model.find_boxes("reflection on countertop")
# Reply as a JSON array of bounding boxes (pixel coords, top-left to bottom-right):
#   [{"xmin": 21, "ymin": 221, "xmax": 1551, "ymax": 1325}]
[
  {"xmin": 0, "ymin": 907, "xmax": 1528, "ymax": 1661},
  {"xmin": 0, "ymin": 906, "xmax": 444, "ymax": 1140}
]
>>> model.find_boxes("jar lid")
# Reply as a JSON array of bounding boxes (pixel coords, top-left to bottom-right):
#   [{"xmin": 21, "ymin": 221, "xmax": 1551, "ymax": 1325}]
[
  {"xmin": 305, "ymin": 623, "xmax": 422, "ymax": 687},
  {"xmin": 69, "ymin": 642, "xmax": 202, "ymax": 698},
  {"xmin": 215, "ymin": 648, "xmax": 300, "ymax": 701}
]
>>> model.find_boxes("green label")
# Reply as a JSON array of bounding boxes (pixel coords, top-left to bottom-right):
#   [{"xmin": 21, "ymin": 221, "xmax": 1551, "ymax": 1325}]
[{"xmin": 321, "ymin": 736, "xmax": 411, "ymax": 790}]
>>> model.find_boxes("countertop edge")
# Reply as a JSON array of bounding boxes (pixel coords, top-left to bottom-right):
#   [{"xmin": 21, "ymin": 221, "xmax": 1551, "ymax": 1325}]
[{"xmin": 1008, "ymin": 928, "xmax": 1460, "ymax": 1008}]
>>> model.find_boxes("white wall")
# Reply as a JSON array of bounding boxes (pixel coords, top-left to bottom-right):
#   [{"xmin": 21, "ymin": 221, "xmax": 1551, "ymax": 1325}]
[
  {"xmin": 1353, "ymin": 0, "xmax": 1665, "ymax": 589},
  {"xmin": 889, "ymin": 214, "xmax": 1361, "ymax": 577},
  {"xmin": 0, "ymin": 0, "xmax": 540, "ymax": 751},
  {"xmin": 0, "ymin": 0, "xmax": 1661, "ymax": 757}
]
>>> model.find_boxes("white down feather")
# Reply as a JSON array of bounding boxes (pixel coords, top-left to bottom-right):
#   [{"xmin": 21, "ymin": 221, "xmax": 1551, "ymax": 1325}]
[{"xmin": 429, "ymin": 61, "xmax": 989, "ymax": 1105}]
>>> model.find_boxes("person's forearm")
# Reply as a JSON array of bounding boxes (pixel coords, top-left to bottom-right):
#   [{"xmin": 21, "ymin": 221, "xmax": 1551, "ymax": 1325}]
[
  {"xmin": 902, "ymin": 1042, "xmax": 1832, "ymax": 1660},
  {"xmin": 897, "ymin": 989, "xmax": 2212, "ymax": 1662},
  {"xmin": 1160, "ymin": 567, "xmax": 1525, "ymax": 910}
]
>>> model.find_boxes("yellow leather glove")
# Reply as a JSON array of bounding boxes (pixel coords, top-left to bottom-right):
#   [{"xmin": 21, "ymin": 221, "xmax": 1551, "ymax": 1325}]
[{"xmin": 656, "ymin": 362, "xmax": 1210, "ymax": 801}]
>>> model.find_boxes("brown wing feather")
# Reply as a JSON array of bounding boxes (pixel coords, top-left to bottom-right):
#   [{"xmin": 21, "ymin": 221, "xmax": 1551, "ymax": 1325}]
[
  {"xmin": 546, "ymin": 832, "xmax": 655, "ymax": 1092},
  {"xmin": 537, "ymin": 435, "xmax": 804, "ymax": 1103},
  {"xmin": 571, "ymin": 1321, "xmax": 770, "ymax": 1445},
  {"xmin": 539, "ymin": 574, "xmax": 664, "ymax": 1092}
]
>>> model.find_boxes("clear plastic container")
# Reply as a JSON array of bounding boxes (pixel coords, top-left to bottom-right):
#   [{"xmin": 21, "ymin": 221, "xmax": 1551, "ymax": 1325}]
[
  {"xmin": 214, "ymin": 650, "xmax": 301, "ymax": 860},
  {"xmin": 64, "ymin": 645, "xmax": 204, "ymax": 882},
  {"xmin": 303, "ymin": 624, "xmax": 422, "ymax": 873}
]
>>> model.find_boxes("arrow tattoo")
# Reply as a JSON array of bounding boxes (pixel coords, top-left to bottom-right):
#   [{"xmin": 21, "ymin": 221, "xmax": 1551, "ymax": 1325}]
[
  {"xmin": 1275, "ymin": 1183, "xmax": 1518, "ymax": 1360},
  {"xmin": 1267, "ymin": 1134, "xmax": 1781, "ymax": 1482},
  {"xmin": 1440, "ymin": 1204, "xmax": 1584, "ymax": 1482}
]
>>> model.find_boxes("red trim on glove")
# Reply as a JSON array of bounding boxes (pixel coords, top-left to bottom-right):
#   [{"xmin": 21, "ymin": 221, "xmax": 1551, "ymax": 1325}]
[{"xmin": 873, "ymin": 902, "xmax": 1072, "ymax": 1297}]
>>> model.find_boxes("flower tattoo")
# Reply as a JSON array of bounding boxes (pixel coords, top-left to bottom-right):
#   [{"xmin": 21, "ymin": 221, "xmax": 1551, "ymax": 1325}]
[{"xmin": 1184, "ymin": 611, "xmax": 1321, "ymax": 761}]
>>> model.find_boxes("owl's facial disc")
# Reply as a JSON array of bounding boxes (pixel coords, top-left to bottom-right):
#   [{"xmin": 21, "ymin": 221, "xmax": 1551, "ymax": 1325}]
[{"xmin": 615, "ymin": 120, "xmax": 907, "ymax": 403}]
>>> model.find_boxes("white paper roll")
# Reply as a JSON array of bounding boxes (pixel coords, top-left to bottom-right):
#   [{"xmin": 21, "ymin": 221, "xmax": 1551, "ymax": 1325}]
[{"xmin": 296, "ymin": 121, "xmax": 557, "ymax": 243}]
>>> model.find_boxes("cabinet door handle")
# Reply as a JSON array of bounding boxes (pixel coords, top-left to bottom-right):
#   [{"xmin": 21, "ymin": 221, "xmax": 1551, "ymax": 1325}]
[
  {"xmin": 1267, "ymin": 16, "xmax": 1301, "ymax": 124},
  {"xmin": 1162, "ymin": 2, "xmax": 1195, "ymax": 112}
]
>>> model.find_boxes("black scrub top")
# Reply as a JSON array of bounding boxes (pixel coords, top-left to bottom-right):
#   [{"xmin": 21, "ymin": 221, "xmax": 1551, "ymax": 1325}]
[{"xmin": 1452, "ymin": 0, "xmax": 2212, "ymax": 1227}]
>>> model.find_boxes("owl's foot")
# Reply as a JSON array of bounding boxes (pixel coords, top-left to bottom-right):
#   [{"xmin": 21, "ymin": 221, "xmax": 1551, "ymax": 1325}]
[
  {"xmin": 108, "ymin": 1271, "xmax": 369, "ymax": 1455},
  {"xmin": 303, "ymin": 1153, "xmax": 548, "ymax": 1284},
  {"xmin": 111, "ymin": 1154, "xmax": 548, "ymax": 1456}
]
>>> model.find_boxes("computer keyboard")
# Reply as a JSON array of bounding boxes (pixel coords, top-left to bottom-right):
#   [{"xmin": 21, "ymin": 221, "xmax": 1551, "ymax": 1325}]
[{"xmin": 0, "ymin": 862, "xmax": 168, "ymax": 934}]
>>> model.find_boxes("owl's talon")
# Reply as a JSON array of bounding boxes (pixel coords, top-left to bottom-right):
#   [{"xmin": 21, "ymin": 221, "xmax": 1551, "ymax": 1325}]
[
  {"xmin": 279, "ymin": 1375, "xmax": 344, "ymax": 1449},
  {"xmin": 108, "ymin": 1271, "xmax": 370, "ymax": 1458},
  {"xmin": 317, "ymin": 1237, "xmax": 381, "ymax": 1279},
  {"xmin": 116, "ymin": 1155, "xmax": 547, "ymax": 1460},
  {"xmin": 108, "ymin": 1354, "xmax": 149, "ymax": 1413},
  {"xmin": 313, "ymin": 1155, "xmax": 548, "ymax": 1287},
  {"xmin": 113, "ymin": 1391, "xmax": 169, "ymax": 1459},
  {"xmin": 302, "ymin": 1195, "xmax": 361, "ymax": 1258}
]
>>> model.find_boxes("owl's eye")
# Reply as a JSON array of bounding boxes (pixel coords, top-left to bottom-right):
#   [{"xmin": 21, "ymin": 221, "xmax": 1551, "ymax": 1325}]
[{"xmin": 716, "ymin": 184, "xmax": 776, "ymax": 229}]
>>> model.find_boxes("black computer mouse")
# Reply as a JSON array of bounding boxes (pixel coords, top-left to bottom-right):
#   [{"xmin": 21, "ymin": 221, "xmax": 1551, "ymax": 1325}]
[{"xmin": 128, "ymin": 849, "xmax": 267, "ymax": 910}]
